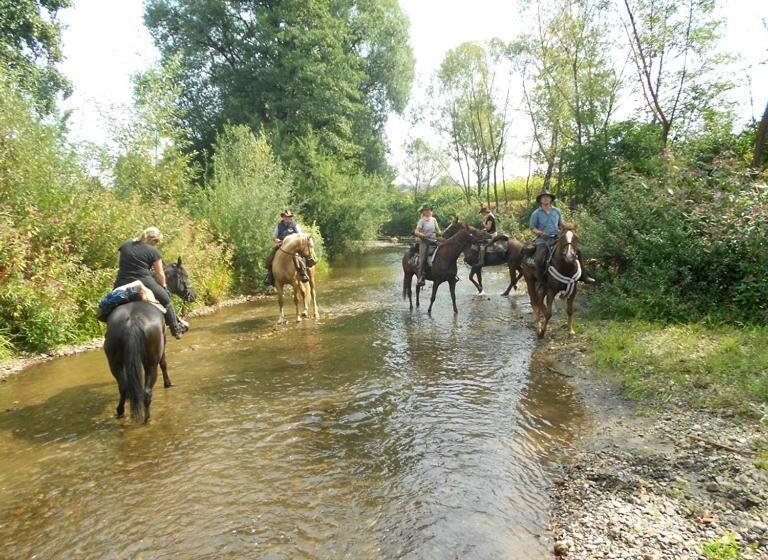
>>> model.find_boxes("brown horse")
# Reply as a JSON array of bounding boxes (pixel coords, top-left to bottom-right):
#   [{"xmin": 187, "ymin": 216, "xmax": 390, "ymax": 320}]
[
  {"xmin": 442, "ymin": 221, "xmax": 524, "ymax": 296},
  {"xmin": 273, "ymin": 233, "xmax": 319, "ymax": 323},
  {"xmin": 520, "ymin": 225, "xmax": 582, "ymax": 338},
  {"xmin": 402, "ymin": 219, "xmax": 482, "ymax": 314}
]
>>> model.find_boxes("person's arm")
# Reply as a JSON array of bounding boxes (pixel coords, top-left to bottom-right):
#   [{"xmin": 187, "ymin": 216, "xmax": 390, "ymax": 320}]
[
  {"xmin": 152, "ymin": 259, "xmax": 167, "ymax": 288},
  {"xmin": 273, "ymin": 224, "xmax": 281, "ymax": 245},
  {"xmin": 294, "ymin": 222, "xmax": 303, "ymax": 235},
  {"xmin": 434, "ymin": 218, "xmax": 442, "ymax": 237},
  {"xmin": 530, "ymin": 211, "xmax": 543, "ymax": 237},
  {"xmin": 414, "ymin": 219, "xmax": 424, "ymax": 238}
]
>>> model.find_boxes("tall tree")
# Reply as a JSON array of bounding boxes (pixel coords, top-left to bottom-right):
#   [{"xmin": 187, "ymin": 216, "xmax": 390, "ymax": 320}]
[
  {"xmin": 401, "ymin": 137, "xmax": 446, "ymax": 199},
  {"xmin": 621, "ymin": 0, "xmax": 727, "ymax": 147},
  {"xmin": 0, "ymin": 0, "xmax": 72, "ymax": 112},
  {"xmin": 144, "ymin": 0, "xmax": 414, "ymax": 174}
]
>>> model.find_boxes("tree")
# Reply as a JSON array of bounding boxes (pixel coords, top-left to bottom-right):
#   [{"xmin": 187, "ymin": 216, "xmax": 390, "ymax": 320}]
[
  {"xmin": 753, "ymin": 100, "xmax": 768, "ymax": 170},
  {"xmin": 0, "ymin": 0, "xmax": 72, "ymax": 112},
  {"xmin": 401, "ymin": 137, "xmax": 446, "ymax": 199},
  {"xmin": 621, "ymin": 0, "xmax": 728, "ymax": 148},
  {"xmin": 144, "ymin": 0, "xmax": 414, "ymax": 174}
]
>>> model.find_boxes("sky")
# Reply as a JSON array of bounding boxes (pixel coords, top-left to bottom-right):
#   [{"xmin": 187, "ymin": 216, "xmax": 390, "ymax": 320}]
[{"xmin": 59, "ymin": 0, "xmax": 768, "ymax": 178}]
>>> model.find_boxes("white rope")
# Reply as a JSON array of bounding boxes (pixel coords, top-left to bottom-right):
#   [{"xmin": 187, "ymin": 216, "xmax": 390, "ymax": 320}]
[{"xmin": 548, "ymin": 259, "xmax": 581, "ymax": 299}]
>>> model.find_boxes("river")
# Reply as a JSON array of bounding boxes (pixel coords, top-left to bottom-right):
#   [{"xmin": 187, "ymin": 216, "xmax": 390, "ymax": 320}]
[{"xmin": 0, "ymin": 245, "xmax": 587, "ymax": 559}]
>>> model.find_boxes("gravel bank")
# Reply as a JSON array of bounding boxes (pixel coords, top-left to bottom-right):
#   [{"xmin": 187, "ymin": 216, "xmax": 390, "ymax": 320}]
[{"xmin": 542, "ymin": 333, "xmax": 768, "ymax": 559}]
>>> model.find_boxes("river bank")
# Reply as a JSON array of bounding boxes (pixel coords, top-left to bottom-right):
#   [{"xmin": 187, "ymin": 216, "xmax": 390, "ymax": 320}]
[
  {"xmin": 544, "ymin": 328, "xmax": 768, "ymax": 559},
  {"xmin": 0, "ymin": 294, "xmax": 265, "ymax": 382}
]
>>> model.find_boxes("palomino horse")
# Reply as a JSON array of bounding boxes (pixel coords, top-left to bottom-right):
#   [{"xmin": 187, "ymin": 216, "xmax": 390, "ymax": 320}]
[
  {"xmin": 103, "ymin": 258, "xmax": 196, "ymax": 423},
  {"xmin": 520, "ymin": 225, "xmax": 582, "ymax": 338},
  {"xmin": 442, "ymin": 222, "xmax": 524, "ymax": 296},
  {"xmin": 272, "ymin": 233, "xmax": 319, "ymax": 323},
  {"xmin": 402, "ymin": 219, "xmax": 482, "ymax": 314}
]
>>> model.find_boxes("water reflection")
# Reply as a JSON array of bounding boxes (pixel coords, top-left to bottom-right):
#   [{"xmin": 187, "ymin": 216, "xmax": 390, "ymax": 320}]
[{"xmin": 0, "ymin": 246, "xmax": 587, "ymax": 559}]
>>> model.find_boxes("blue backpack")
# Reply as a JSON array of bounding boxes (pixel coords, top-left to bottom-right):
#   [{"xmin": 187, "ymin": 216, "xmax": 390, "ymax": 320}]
[{"xmin": 97, "ymin": 285, "xmax": 144, "ymax": 322}]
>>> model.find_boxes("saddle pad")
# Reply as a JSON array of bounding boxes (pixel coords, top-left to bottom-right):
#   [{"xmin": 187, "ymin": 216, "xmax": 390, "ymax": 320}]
[{"xmin": 115, "ymin": 280, "xmax": 166, "ymax": 313}]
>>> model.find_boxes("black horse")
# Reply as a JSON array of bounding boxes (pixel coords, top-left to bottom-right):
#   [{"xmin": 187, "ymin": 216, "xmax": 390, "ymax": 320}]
[{"xmin": 103, "ymin": 257, "xmax": 196, "ymax": 423}]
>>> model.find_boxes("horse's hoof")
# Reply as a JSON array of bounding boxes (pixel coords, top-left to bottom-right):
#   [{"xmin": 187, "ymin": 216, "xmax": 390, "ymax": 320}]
[
  {"xmin": 477, "ymin": 291, "xmax": 485, "ymax": 296},
  {"xmin": 116, "ymin": 412, "xmax": 124, "ymax": 419},
  {"xmin": 568, "ymin": 331, "xmax": 576, "ymax": 338},
  {"xmin": 164, "ymin": 382, "xmax": 173, "ymax": 388},
  {"xmin": 301, "ymin": 312, "xmax": 309, "ymax": 318}
]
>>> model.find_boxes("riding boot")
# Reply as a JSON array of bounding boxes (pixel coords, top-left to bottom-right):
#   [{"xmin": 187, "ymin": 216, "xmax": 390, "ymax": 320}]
[
  {"xmin": 165, "ymin": 308, "xmax": 184, "ymax": 339},
  {"xmin": 577, "ymin": 251, "xmax": 596, "ymax": 284},
  {"xmin": 479, "ymin": 244, "xmax": 486, "ymax": 267},
  {"xmin": 536, "ymin": 262, "xmax": 547, "ymax": 296},
  {"xmin": 264, "ymin": 269, "xmax": 274, "ymax": 286},
  {"xmin": 294, "ymin": 256, "xmax": 310, "ymax": 283}
]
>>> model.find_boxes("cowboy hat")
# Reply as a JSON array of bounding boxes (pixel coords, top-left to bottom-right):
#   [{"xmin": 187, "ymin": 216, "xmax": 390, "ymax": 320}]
[
  {"xmin": 280, "ymin": 209, "xmax": 294, "ymax": 217},
  {"xmin": 535, "ymin": 189, "xmax": 556, "ymax": 204},
  {"xmin": 479, "ymin": 204, "xmax": 491, "ymax": 214}
]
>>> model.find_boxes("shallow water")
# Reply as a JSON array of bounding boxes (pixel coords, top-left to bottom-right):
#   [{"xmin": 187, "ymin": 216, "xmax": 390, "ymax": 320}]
[{"xmin": 0, "ymin": 246, "xmax": 587, "ymax": 559}]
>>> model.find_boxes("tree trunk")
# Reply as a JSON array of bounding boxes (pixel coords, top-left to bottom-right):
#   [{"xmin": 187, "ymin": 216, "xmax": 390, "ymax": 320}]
[{"xmin": 752, "ymin": 100, "xmax": 768, "ymax": 170}]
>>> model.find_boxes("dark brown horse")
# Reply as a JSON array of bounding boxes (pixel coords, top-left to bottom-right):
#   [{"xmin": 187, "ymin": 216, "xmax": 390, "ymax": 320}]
[
  {"xmin": 520, "ymin": 225, "xmax": 581, "ymax": 338},
  {"xmin": 103, "ymin": 258, "xmax": 196, "ymax": 423},
  {"xmin": 442, "ymin": 221, "xmax": 524, "ymax": 296},
  {"xmin": 402, "ymin": 219, "xmax": 482, "ymax": 314}
]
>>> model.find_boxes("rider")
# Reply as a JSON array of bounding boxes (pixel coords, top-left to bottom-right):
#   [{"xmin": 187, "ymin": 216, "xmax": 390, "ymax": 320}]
[
  {"xmin": 529, "ymin": 188, "xmax": 595, "ymax": 294},
  {"xmin": 264, "ymin": 209, "xmax": 310, "ymax": 286},
  {"xmin": 114, "ymin": 226, "xmax": 188, "ymax": 339},
  {"xmin": 478, "ymin": 204, "xmax": 497, "ymax": 266},
  {"xmin": 414, "ymin": 204, "xmax": 442, "ymax": 286}
]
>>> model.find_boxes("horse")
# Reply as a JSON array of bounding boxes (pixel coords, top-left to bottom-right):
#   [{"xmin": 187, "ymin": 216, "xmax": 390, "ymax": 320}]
[
  {"xmin": 442, "ymin": 222, "xmax": 524, "ymax": 297},
  {"xmin": 520, "ymin": 225, "xmax": 582, "ymax": 338},
  {"xmin": 272, "ymin": 233, "xmax": 319, "ymax": 323},
  {"xmin": 103, "ymin": 257, "xmax": 196, "ymax": 423},
  {"xmin": 402, "ymin": 219, "xmax": 483, "ymax": 314}
]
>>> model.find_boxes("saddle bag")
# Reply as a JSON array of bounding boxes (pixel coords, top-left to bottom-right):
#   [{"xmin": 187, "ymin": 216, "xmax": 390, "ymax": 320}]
[{"xmin": 96, "ymin": 284, "xmax": 145, "ymax": 322}]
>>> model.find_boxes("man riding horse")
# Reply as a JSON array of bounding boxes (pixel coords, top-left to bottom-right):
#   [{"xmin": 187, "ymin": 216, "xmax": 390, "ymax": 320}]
[
  {"xmin": 265, "ymin": 209, "xmax": 310, "ymax": 286},
  {"xmin": 477, "ymin": 204, "xmax": 497, "ymax": 266},
  {"xmin": 529, "ymin": 188, "xmax": 595, "ymax": 294},
  {"xmin": 114, "ymin": 226, "xmax": 189, "ymax": 339}
]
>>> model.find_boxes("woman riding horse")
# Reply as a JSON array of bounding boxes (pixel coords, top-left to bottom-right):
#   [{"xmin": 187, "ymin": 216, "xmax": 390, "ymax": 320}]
[{"xmin": 114, "ymin": 226, "xmax": 189, "ymax": 339}]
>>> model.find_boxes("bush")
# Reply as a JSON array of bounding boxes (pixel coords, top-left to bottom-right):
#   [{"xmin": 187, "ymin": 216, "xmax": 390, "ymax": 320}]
[
  {"xmin": 0, "ymin": 71, "xmax": 232, "ymax": 353},
  {"xmin": 197, "ymin": 125, "xmax": 293, "ymax": 291}
]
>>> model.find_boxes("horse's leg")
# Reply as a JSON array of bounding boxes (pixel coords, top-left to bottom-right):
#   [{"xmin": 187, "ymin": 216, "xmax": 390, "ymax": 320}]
[
  {"xmin": 428, "ymin": 280, "xmax": 441, "ymax": 315},
  {"xmin": 416, "ymin": 279, "xmax": 421, "ymax": 308},
  {"xmin": 299, "ymin": 281, "xmax": 309, "ymax": 319},
  {"xmin": 502, "ymin": 266, "xmax": 519, "ymax": 296},
  {"xmin": 406, "ymin": 272, "xmax": 413, "ymax": 310},
  {"xmin": 144, "ymin": 364, "xmax": 158, "ymax": 424},
  {"xmin": 540, "ymin": 289, "xmax": 555, "ymax": 339},
  {"xmin": 292, "ymin": 279, "xmax": 302, "ymax": 322},
  {"xmin": 469, "ymin": 266, "xmax": 482, "ymax": 294},
  {"xmin": 310, "ymin": 274, "xmax": 319, "ymax": 319},
  {"xmin": 116, "ymin": 388, "xmax": 126, "ymax": 419},
  {"xmin": 449, "ymin": 279, "xmax": 458, "ymax": 314},
  {"xmin": 276, "ymin": 282, "xmax": 286, "ymax": 324},
  {"xmin": 160, "ymin": 351, "xmax": 171, "ymax": 388},
  {"xmin": 566, "ymin": 292, "xmax": 576, "ymax": 337}
]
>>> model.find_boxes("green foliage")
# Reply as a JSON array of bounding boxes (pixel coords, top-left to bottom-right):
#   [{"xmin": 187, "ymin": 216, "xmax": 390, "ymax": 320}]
[
  {"xmin": 0, "ymin": 0, "xmax": 72, "ymax": 112},
  {"xmin": 587, "ymin": 319, "xmax": 768, "ymax": 411},
  {"xmin": 0, "ymin": 71, "xmax": 232, "ymax": 353},
  {"xmin": 144, "ymin": 0, "xmax": 414, "ymax": 175},
  {"xmin": 196, "ymin": 125, "xmax": 292, "ymax": 291},
  {"xmin": 702, "ymin": 531, "xmax": 741, "ymax": 560},
  {"xmin": 577, "ymin": 156, "xmax": 766, "ymax": 323}
]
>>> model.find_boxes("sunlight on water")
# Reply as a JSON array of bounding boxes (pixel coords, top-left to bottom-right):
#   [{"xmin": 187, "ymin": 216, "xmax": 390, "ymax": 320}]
[{"xmin": 0, "ymin": 245, "xmax": 587, "ymax": 559}]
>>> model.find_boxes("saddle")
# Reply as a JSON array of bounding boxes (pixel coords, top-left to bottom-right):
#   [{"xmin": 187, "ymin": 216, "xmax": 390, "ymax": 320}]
[
  {"xmin": 97, "ymin": 280, "xmax": 166, "ymax": 322},
  {"xmin": 408, "ymin": 242, "xmax": 439, "ymax": 269}
]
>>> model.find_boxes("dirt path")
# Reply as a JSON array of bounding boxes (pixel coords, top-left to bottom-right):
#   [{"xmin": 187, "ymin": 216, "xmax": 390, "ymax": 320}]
[{"xmin": 542, "ymin": 332, "xmax": 768, "ymax": 559}]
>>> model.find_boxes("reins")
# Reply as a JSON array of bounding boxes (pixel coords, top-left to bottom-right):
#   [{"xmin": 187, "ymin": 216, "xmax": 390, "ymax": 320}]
[{"xmin": 548, "ymin": 232, "xmax": 581, "ymax": 298}]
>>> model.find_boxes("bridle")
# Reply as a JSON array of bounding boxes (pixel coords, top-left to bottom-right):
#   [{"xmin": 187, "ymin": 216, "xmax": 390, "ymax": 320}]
[{"xmin": 548, "ymin": 229, "xmax": 581, "ymax": 298}]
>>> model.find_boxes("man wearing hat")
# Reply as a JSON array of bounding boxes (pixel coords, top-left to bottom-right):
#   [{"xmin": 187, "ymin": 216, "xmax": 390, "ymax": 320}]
[
  {"xmin": 477, "ymin": 204, "xmax": 497, "ymax": 266},
  {"xmin": 529, "ymin": 188, "xmax": 594, "ymax": 293},
  {"xmin": 264, "ymin": 209, "xmax": 309, "ymax": 286},
  {"xmin": 414, "ymin": 204, "xmax": 442, "ymax": 286}
]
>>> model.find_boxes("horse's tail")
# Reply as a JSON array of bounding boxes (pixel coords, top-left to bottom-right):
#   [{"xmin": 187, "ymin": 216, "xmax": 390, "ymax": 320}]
[{"xmin": 122, "ymin": 322, "xmax": 145, "ymax": 423}]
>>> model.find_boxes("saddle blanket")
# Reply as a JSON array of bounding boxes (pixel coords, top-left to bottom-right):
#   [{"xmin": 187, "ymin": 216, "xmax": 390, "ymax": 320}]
[
  {"xmin": 97, "ymin": 280, "xmax": 166, "ymax": 322},
  {"xmin": 408, "ymin": 244, "xmax": 438, "ymax": 268}
]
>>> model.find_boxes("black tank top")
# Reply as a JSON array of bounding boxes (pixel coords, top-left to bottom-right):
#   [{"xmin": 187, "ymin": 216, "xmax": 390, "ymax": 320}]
[{"xmin": 115, "ymin": 240, "xmax": 162, "ymax": 287}]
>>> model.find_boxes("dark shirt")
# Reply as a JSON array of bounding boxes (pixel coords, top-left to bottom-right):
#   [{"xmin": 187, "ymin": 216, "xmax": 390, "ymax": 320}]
[
  {"xmin": 483, "ymin": 213, "xmax": 497, "ymax": 234},
  {"xmin": 115, "ymin": 240, "xmax": 162, "ymax": 286},
  {"xmin": 274, "ymin": 220, "xmax": 302, "ymax": 240}
]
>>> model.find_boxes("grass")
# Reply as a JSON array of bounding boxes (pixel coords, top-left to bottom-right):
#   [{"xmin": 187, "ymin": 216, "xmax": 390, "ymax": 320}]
[
  {"xmin": 701, "ymin": 532, "xmax": 742, "ymax": 560},
  {"xmin": 582, "ymin": 318, "xmax": 768, "ymax": 415}
]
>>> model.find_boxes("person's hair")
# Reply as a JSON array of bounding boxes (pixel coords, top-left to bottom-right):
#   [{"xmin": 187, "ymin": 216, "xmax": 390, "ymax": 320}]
[{"xmin": 136, "ymin": 226, "xmax": 163, "ymax": 243}]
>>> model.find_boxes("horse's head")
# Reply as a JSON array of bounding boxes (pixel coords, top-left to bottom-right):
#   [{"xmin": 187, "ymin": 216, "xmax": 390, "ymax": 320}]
[
  {"xmin": 300, "ymin": 235, "xmax": 318, "ymax": 267},
  {"xmin": 165, "ymin": 256, "xmax": 197, "ymax": 302},
  {"xmin": 443, "ymin": 217, "xmax": 468, "ymax": 240},
  {"xmin": 555, "ymin": 225, "xmax": 579, "ymax": 265}
]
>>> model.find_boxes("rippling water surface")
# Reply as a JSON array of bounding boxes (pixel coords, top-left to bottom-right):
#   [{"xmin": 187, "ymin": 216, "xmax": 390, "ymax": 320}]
[{"xmin": 0, "ymin": 246, "xmax": 587, "ymax": 559}]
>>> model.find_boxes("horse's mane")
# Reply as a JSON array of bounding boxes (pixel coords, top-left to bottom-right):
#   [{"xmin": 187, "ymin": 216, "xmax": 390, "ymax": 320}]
[{"xmin": 281, "ymin": 233, "xmax": 311, "ymax": 253}]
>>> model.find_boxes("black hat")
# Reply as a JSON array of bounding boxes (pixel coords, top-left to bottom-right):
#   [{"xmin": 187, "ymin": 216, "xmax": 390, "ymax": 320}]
[
  {"xmin": 280, "ymin": 209, "xmax": 294, "ymax": 217},
  {"xmin": 536, "ymin": 189, "xmax": 556, "ymax": 204},
  {"xmin": 420, "ymin": 204, "xmax": 433, "ymax": 212}
]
